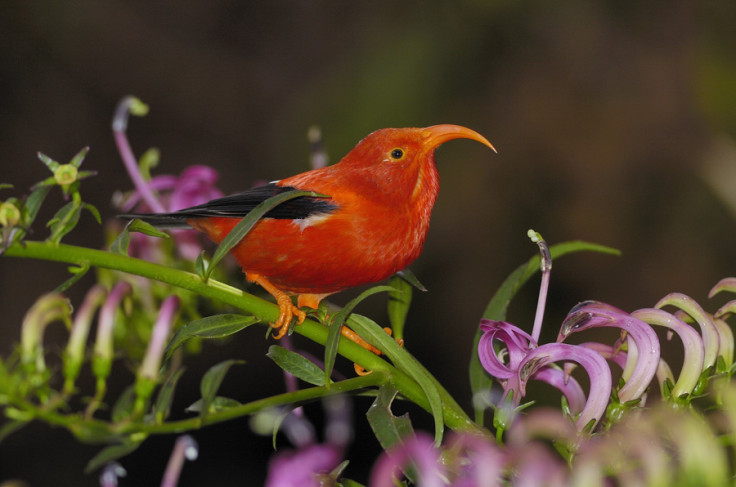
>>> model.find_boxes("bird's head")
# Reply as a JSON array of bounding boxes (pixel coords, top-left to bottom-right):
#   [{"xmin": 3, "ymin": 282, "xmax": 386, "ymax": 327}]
[{"xmin": 338, "ymin": 124, "xmax": 496, "ymax": 204}]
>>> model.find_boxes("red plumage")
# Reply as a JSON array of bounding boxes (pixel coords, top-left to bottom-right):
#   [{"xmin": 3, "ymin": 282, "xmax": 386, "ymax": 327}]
[{"xmin": 125, "ymin": 125, "xmax": 495, "ymax": 337}]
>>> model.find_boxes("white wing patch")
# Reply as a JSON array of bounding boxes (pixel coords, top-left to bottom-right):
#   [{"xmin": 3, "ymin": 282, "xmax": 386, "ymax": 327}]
[{"xmin": 291, "ymin": 212, "xmax": 331, "ymax": 232}]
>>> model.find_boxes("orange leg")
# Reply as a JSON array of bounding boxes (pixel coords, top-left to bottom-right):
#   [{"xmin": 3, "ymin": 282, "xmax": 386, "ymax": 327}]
[{"xmin": 248, "ymin": 273, "xmax": 305, "ymax": 339}]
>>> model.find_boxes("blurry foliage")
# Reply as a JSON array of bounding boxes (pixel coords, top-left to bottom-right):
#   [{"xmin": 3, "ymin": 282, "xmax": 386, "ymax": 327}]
[{"xmin": 1, "ymin": 1, "xmax": 736, "ymax": 485}]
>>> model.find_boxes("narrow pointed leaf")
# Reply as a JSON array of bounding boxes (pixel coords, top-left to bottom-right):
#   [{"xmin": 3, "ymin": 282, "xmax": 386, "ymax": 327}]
[
  {"xmin": 152, "ymin": 368, "xmax": 185, "ymax": 423},
  {"xmin": 23, "ymin": 185, "xmax": 51, "ymax": 228},
  {"xmin": 395, "ymin": 268, "xmax": 428, "ymax": 292},
  {"xmin": 128, "ymin": 219, "xmax": 170, "ymax": 238},
  {"xmin": 37, "ymin": 151, "xmax": 60, "ymax": 172},
  {"xmin": 348, "ymin": 313, "xmax": 444, "ymax": 445},
  {"xmin": 54, "ymin": 262, "xmax": 90, "ymax": 293},
  {"xmin": 85, "ymin": 440, "xmax": 142, "ymax": 473},
  {"xmin": 69, "ymin": 146, "xmax": 90, "ymax": 168},
  {"xmin": 111, "ymin": 219, "xmax": 171, "ymax": 255},
  {"xmin": 47, "ymin": 200, "xmax": 82, "ymax": 244},
  {"xmin": 110, "ymin": 227, "xmax": 130, "ymax": 255},
  {"xmin": 112, "ymin": 385, "xmax": 137, "ymax": 423},
  {"xmin": 388, "ymin": 274, "xmax": 412, "ymax": 342},
  {"xmin": 199, "ymin": 359, "xmax": 245, "ymax": 419},
  {"xmin": 165, "ymin": 314, "xmax": 258, "ymax": 361},
  {"xmin": 268, "ymin": 345, "xmax": 325, "ymax": 386},
  {"xmin": 324, "ymin": 285, "xmax": 396, "ymax": 384},
  {"xmin": 0, "ymin": 420, "xmax": 27, "ymax": 443},
  {"xmin": 186, "ymin": 396, "xmax": 242, "ymax": 413},
  {"xmin": 195, "ymin": 251, "xmax": 209, "ymax": 279},
  {"xmin": 205, "ymin": 190, "xmax": 329, "ymax": 280},
  {"xmin": 84, "ymin": 203, "xmax": 101, "ymax": 224}
]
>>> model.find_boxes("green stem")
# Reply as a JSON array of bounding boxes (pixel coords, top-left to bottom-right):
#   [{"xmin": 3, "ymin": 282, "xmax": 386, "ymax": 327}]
[
  {"xmin": 124, "ymin": 373, "xmax": 388, "ymax": 435},
  {"xmin": 3, "ymin": 240, "xmax": 481, "ymax": 434}
]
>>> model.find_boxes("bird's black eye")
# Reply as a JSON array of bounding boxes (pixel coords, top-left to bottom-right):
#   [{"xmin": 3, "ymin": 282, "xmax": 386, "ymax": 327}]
[{"xmin": 390, "ymin": 148, "xmax": 405, "ymax": 160}]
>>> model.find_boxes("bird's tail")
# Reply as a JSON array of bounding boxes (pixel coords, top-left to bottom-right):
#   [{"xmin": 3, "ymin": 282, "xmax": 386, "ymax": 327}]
[{"xmin": 117, "ymin": 212, "xmax": 193, "ymax": 229}]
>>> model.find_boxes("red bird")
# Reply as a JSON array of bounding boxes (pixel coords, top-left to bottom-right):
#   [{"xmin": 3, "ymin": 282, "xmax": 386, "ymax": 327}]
[{"xmin": 122, "ymin": 125, "xmax": 495, "ymax": 339}]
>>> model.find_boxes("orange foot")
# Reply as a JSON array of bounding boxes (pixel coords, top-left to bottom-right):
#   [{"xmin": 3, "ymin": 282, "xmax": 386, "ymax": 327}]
[
  {"xmin": 248, "ymin": 273, "xmax": 306, "ymax": 339},
  {"xmin": 343, "ymin": 326, "xmax": 404, "ymax": 376}
]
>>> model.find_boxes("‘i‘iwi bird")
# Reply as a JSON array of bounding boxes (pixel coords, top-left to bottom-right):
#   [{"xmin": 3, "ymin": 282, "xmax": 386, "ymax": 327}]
[{"xmin": 121, "ymin": 125, "xmax": 496, "ymax": 342}]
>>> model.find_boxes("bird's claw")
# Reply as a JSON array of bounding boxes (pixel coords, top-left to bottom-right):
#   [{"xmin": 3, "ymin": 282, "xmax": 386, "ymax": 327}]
[
  {"xmin": 270, "ymin": 294, "xmax": 306, "ymax": 339},
  {"xmin": 271, "ymin": 295, "xmax": 307, "ymax": 340},
  {"xmin": 350, "ymin": 326, "xmax": 404, "ymax": 375}
]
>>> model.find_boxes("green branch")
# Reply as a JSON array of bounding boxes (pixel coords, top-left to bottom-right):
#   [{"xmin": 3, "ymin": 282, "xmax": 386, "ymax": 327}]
[{"xmin": 3, "ymin": 240, "xmax": 482, "ymax": 434}]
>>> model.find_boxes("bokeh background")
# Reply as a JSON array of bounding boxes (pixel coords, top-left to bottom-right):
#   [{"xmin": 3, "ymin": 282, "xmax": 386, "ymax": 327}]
[{"xmin": 2, "ymin": 1, "xmax": 736, "ymax": 485}]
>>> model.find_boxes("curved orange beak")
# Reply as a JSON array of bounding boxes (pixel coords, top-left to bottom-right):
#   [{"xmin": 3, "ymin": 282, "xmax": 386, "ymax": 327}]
[{"xmin": 421, "ymin": 124, "xmax": 497, "ymax": 153}]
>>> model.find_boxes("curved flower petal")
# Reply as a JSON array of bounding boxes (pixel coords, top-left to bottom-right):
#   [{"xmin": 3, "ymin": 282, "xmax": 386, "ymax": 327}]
[
  {"xmin": 266, "ymin": 444, "xmax": 342, "ymax": 487},
  {"xmin": 655, "ymin": 293, "xmax": 720, "ymax": 369},
  {"xmin": 518, "ymin": 343, "xmax": 612, "ymax": 430},
  {"xmin": 631, "ymin": 308, "xmax": 705, "ymax": 397},
  {"xmin": 446, "ymin": 433, "xmax": 505, "ymax": 487},
  {"xmin": 531, "ymin": 367, "xmax": 587, "ymax": 415},
  {"xmin": 560, "ymin": 301, "xmax": 659, "ymax": 402},
  {"xmin": 510, "ymin": 442, "xmax": 569, "ymax": 487},
  {"xmin": 369, "ymin": 433, "xmax": 445, "ymax": 487},
  {"xmin": 478, "ymin": 320, "xmax": 536, "ymax": 380},
  {"xmin": 506, "ymin": 408, "xmax": 578, "ymax": 447},
  {"xmin": 708, "ymin": 277, "xmax": 736, "ymax": 298}
]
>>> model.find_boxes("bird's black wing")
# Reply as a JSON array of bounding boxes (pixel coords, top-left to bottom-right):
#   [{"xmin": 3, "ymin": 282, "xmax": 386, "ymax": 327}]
[{"xmin": 118, "ymin": 182, "xmax": 337, "ymax": 228}]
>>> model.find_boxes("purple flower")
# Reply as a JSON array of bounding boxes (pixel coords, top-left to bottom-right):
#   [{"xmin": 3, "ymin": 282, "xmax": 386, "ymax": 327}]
[
  {"xmin": 369, "ymin": 433, "xmax": 445, "ymax": 487},
  {"xmin": 264, "ymin": 396, "xmax": 352, "ymax": 487},
  {"xmin": 560, "ymin": 301, "xmax": 660, "ymax": 403},
  {"xmin": 161, "ymin": 435, "xmax": 198, "ymax": 487},
  {"xmin": 266, "ymin": 444, "xmax": 342, "ymax": 487},
  {"xmin": 477, "ymin": 319, "xmax": 611, "ymax": 431},
  {"xmin": 112, "ymin": 97, "xmax": 223, "ymax": 261},
  {"xmin": 477, "ymin": 231, "xmax": 612, "ymax": 431}
]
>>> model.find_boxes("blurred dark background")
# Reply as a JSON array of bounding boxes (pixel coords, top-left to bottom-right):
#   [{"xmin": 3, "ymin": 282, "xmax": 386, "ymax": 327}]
[{"xmin": 2, "ymin": 0, "xmax": 736, "ymax": 485}]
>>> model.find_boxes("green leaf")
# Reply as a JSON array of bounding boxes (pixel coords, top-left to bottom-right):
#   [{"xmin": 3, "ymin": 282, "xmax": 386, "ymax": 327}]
[
  {"xmin": 185, "ymin": 396, "xmax": 243, "ymax": 414},
  {"xmin": 85, "ymin": 440, "xmax": 143, "ymax": 473},
  {"xmin": 366, "ymin": 385, "xmax": 417, "ymax": 484},
  {"xmin": 267, "ymin": 345, "xmax": 325, "ymax": 386},
  {"xmin": 53, "ymin": 262, "xmax": 90, "ymax": 293},
  {"xmin": 0, "ymin": 420, "xmax": 27, "ymax": 443},
  {"xmin": 204, "ymin": 189, "xmax": 329, "ymax": 280},
  {"xmin": 395, "ymin": 268, "xmax": 427, "ymax": 292},
  {"xmin": 195, "ymin": 251, "xmax": 209, "ymax": 279},
  {"xmin": 468, "ymin": 240, "xmax": 620, "ymax": 423},
  {"xmin": 37, "ymin": 151, "xmax": 60, "ymax": 172},
  {"xmin": 366, "ymin": 384, "xmax": 415, "ymax": 450},
  {"xmin": 112, "ymin": 385, "xmax": 137, "ymax": 423},
  {"xmin": 199, "ymin": 359, "xmax": 245, "ymax": 419},
  {"xmin": 109, "ymin": 226, "xmax": 130, "ymax": 255},
  {"xmin": 388, "ymin": 275, "xmax": 412, "ymax": 342},
  {"xmin": 482, "ymin": 240, "xmax": 619, "ymax": 321},
  {"xmin": 46, "ymin": 200, "xmax": 82, "ymax": 244},
  {"xmin": 128, "ymin": 219, "xmax": 170, "ymax": 238},
  {"xmin": 69, "ymin": 146, "xmax": 90, "ymax": 168},
  {"xmin": 84, "ymin": 203, "xmax": 101, "ymax": 224},
  {"xmin": 111, "ymin": 219, "xmax": 170, "ymax": 255},
  {"xmin": 152, "ymin": 368, "xmax": 185, "ymax": 423},
  {"xmin": 324, "ymin": 285, "xmax": 396, "ymax": 385},
  {"xmin": 348, "ymin": 313, "xmax": 445, "ymax": 445},
  {"xmin": 23, "ymin": 185, "xmax": 50, "ymax": 226},
  {"xmin": 164, "ymin": 314, "xmax": 259, "ymax": 362}
]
